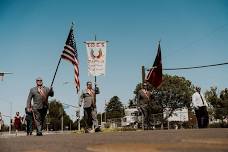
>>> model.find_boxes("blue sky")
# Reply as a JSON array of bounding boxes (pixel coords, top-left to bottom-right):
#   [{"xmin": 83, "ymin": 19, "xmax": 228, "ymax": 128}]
[{"xmin": 0, "ymin": 0, "xmax": 228, "ymax": 123}]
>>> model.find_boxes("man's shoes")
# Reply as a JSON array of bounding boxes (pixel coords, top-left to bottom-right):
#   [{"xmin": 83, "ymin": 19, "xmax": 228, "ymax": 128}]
[
  {"xmin": 85, "ymin": 129, "xmax": 89, "ymax": 133},
  {"xmin": 95, "ymin": 127, "xmax": 101, "ymax": 132},
  {"xmin": 85, "ymin": 128, "xmax": 94, "ymax": 133},
  {"xmin": 89, "ymin": 129, "xmax": 95, "ymax": 133},
  {"xmin": 36, "ymin": 132, "xmax": 43, "ymax": 136}
]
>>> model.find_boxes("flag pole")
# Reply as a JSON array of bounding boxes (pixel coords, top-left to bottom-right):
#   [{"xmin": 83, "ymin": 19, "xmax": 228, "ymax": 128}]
[
  {"xmin": 142, "ymin": 65, "xmax": 145, "ymax": 84},
  {"xmin": 50, "ymin": 57, "xmax": 62, "ymax": 87},
  {"xmin": 94, "ymin": 34, "xmax": 97, "ymax": 107}
]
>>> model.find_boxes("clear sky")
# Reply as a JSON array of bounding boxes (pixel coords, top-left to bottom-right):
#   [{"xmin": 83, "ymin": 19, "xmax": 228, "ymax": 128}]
[{"xmin": 0, "ymin": 0, "xmax": 228, "ymax": 124}]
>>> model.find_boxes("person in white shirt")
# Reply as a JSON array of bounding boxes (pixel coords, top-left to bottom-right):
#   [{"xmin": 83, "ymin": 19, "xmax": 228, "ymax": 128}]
[{"xmin": 192, "ymin": 86, "xmax": 209, "ymax": 128}]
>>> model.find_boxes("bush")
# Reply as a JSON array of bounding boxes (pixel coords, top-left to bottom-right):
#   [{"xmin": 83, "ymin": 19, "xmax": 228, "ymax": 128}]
[{"xmin": 209, "ymin": 122, "xmax": 228, "ymax": 128}]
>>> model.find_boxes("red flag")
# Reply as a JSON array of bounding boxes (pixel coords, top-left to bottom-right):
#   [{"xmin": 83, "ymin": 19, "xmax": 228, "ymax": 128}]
[{"xmin": 146, "ymin": 43, "xmax": 162, "ymax": 88}]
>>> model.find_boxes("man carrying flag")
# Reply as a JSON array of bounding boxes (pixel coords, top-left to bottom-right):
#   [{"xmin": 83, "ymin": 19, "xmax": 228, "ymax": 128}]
[
  {"xmin": 146, "ymin": 42, "xmax": 163, "ymax": 88},
  {"xmin": 26, "ymin": 77, "xmax": 54, "ymax": 136}
]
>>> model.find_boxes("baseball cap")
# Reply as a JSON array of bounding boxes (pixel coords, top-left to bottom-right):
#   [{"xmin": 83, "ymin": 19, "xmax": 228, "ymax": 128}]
[
  {"xmin": 87, "ymin": 81, "xmax": 92, "ymax": 85},
  {"xmin": 36, "ymin": 77, "xmax": 43, "ymax": 81}
]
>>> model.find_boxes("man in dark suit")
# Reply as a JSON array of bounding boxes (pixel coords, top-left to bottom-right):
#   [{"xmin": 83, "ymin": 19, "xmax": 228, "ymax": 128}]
[
  {"xmin": 26, "ymin": 77, "xmax": 54, "ymax": 136},
  {"xmin": 137, "ymin": 82, "xmax": 153, "ymax": 130}
]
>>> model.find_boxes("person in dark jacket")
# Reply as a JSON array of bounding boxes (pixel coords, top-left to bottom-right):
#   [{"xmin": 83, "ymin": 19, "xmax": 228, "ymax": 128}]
[{"xmin": 25, "ymin": 107, "xmax": 33, "ymax": 135}]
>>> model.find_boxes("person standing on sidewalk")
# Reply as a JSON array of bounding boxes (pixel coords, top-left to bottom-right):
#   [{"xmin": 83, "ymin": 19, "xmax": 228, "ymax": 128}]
[
  {"xmin": 26, "ymin": 77, "xmax": 54, "ymax": 136},
  {"xmin": 192, "ymin": 86, "xmax": 209, "ymax": 128}
]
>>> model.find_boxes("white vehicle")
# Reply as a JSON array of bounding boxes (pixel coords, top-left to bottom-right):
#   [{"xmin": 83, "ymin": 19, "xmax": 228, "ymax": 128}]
[{"xmin": 121, "ymin": 108, "xmax": 141, "ymax": 128}]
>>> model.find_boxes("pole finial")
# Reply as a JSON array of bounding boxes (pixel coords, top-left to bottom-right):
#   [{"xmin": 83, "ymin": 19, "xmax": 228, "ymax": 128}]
[{"xmin": 71, "ymin": 22, "xmax": 75, "ymax": 30}]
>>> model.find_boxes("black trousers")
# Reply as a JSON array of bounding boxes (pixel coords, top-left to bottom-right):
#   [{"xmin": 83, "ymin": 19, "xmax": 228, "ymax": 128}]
[
  {"xmin": 195, "ymin": 106, "xmax": 209, "ymax": 128},
  {"xmin": 26, "ymin": 116, "xmax": 33, "ymax": 134},
  {"xmin": 84, "ymin": 107, "xmax": 93, "ymax": 129},
  {"xmin": 33, "ymin": 108, "xmax": 47, "ymax": 133},
  {"xmin": 139, "ymin": 104, "xmax": 150, "ymax": 129}
]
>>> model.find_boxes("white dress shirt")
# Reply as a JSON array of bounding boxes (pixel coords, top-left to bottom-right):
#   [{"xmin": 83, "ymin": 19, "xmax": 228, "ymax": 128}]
[{"xmin": 192, "ymin": 92, "xmax": 208, "ymax": 108}]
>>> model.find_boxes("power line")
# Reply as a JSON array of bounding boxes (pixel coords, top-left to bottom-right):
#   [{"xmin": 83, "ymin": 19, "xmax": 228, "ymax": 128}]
[
  {"xmin": 146, "ymin": 61, "xmax": 228, "ymax": 71},
  {"xmin": 163, "ymin": 61, "xmax": 228, "ymax": 71}
]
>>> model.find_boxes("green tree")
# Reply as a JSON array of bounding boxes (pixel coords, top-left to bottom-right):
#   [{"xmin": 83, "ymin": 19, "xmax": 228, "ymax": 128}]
[
  {"xmin": 134, "ymin": 74, "xmax": 195, "ymax": 120},
  {"xmin": 220, "ymin": 88, "xmax": 228, "ymax": 119},
  {"xmin": 128, "ymin": 99, "xmax": 136, "ymax": 108},
  {"xmin": 105, "ymin": 96, "xmax": 124, "ymax": 120},
  {"xmin": 205, "ymin": 87, "xmax": 228, "ymax": 121},
  {"xmin": 47, "ymin": 99, "xmax": 73, "ymax": 131}
]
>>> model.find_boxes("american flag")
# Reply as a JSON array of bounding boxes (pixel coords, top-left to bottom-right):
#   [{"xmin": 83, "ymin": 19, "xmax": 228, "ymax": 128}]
[{"xmin": 61, "ymin": 26, "xmax": 80, "ymax": 93}]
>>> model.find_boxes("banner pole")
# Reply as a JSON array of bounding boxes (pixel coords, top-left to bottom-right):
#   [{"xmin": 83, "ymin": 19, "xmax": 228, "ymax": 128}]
[{"xmin": 94, "ymin": 34, "xmax": 97, "ymax": 107}]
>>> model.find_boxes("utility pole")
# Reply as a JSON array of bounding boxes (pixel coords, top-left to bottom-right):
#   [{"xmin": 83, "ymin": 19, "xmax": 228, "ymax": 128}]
[
  {"xmin": 100, "ymin": 112, "xmax": 102, "ymax": 125},
  {"xmin": 9, "ymin": 101, "xmax": 12, "ymax": 135},
  {"xmin": 104, "ymin": 100, "xmax": 107, "ymax": 123},
  {"xmin": 61, "ymin": 108, "xmax": 63, "ymax": 132}
]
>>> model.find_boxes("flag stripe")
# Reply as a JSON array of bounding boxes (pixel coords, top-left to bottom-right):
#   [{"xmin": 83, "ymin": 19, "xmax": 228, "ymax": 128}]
[
  {"xmin": 61, "ymin": 55, "xmax": 76, "ymax": 65},
  {"xmin": 74, "ymin": 65, "xmax": 80, "ymax": 92},
  {"xmin": 61, "ymin": 27, "xmax": 80, "ymax": 93},
  {"xmin": 61, "ymin": 51, "xmax": 76, "ymax": 64}
]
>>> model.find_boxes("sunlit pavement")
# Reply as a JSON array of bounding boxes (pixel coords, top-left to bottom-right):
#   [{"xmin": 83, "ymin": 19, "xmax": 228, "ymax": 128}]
[{"xmin": 0, "ymin": 128, "xmax": 228, "ymax": 152}]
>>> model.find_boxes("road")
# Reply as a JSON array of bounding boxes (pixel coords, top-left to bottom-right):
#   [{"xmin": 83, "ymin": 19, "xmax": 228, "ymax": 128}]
[{"xmin": 0, "ymin": 128, "xmax": 228, "ymax": 152}]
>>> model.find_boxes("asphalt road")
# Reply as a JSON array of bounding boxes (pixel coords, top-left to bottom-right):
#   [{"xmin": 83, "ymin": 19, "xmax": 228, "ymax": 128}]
[{"xmin": 0, "ymin": 128, "xmax": 228, "ymax": 152}]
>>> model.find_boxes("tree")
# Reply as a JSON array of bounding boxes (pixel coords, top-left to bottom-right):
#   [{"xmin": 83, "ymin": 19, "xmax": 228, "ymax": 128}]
[
  {"xmin": 205, "ymin": 87, "xmax": 228, "ymax": 122},
  {"xmin": 105, "ymin": 96, "xmax": 124, "ymax": 120},
  {"xmin": 134, "ymin": 74, "xmax": 195, "ymax": 120},
  {"xmin": 220, "ymin": 88, "xmax": 228, "ymax": 120},
  {"xmin": 47, "ymin": 99, "xmax": 73, "ymax": 131},
  {"xmin": 128, "ymin": 99, "xmax": 136, "ymax": 108}
]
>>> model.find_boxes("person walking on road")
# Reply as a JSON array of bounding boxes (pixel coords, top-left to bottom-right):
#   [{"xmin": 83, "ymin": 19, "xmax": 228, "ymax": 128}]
[
  {"xmin": 0, "ymin": 112, "xmax": 4, "ymax": 133},
  {"xmin": 137, "ymin": 82, "xmax": 153, "ymax": 130},
  {"xmin": 24, "ymin": 107, "xmax": 33, "ymax": 135},
  {"xmin": 26, "ymin": 77, "xmax": 54, "ymax": 136},
  {"xmin": 80, "ymin": 81, "xmax": 99, "ymax": 133},
  {"xmin": 13, "ymin": 112, "xmax": 22, "ymax": 136},
  {"xmin": 192, "ymin": 86, "xmax": 209, "ymax": 128}
]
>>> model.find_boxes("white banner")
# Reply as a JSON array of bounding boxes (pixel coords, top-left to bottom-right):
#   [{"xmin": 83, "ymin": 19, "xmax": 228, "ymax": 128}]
[{"xmin": 85, "ymin": 41, "xmax": 107, "ymax": 76}]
